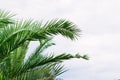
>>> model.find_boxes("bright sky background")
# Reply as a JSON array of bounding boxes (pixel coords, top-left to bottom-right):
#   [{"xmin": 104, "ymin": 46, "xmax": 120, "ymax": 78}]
[{"xmin": 1, "ymin": 0, "xmax": 120, "ymax": 80}]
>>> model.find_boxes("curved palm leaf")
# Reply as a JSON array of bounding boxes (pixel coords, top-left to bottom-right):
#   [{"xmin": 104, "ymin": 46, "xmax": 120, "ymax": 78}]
[{"xmin": 0, "ymin": 19, "xmax": 80, "ymax": 60}]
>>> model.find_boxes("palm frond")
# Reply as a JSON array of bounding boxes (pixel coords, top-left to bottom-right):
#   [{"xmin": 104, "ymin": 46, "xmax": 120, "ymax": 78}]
[
  {"xmin": 40, "ymin": 19, "xmax": 80, "ymax": 40},
  {"xmin": 0, "ymin": 10, "xmax": 15, "ymax": 27},
  {"xmin": 0, "ymin": 19, "xmax": 80, "ymax": 60},
  {"xmin": 12, "ymin": 63, "xmax": 65, "ymax": 80},
  {"xmin": 12, "ymin": 52, "xmax": 87, "ymax": 77}
]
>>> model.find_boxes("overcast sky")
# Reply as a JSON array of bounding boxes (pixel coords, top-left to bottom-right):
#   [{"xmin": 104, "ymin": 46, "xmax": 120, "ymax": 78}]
[{"xmin": 1, "ymin": 0, "xmax": 120, "ymax": 80}]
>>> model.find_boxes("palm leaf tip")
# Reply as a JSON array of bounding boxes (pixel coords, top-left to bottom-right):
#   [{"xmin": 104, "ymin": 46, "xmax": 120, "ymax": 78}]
[
  {"xmin": 0, "ymin": 10, "xmax": 15, "ymax": 27},
  {"xmin": 0, "ymin": 9, "xmax": 16, "ymax": 19},
  {"xmin": 75, "ymin": 54, "xmax": 89, "ymax": 60},
  {"xmin": 42, "ymin": 19, "xmax": 81, "ymax": 40},
  {"xmin": 62, "ymin": 20, "xmax": 81, "ymax": 40},
  {"xmin": 82, "ymin": 55, "xmax": 89, "ymax": 60}
]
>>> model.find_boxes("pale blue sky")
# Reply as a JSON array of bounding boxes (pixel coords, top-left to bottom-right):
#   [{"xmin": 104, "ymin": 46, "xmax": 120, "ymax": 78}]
[{"xmin": 1, "ymin": 0, "xmax": 120, "ymax": 80}]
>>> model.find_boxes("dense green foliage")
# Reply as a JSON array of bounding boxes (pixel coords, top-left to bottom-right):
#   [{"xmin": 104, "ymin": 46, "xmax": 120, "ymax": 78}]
[{"xmin": 0, "ymin": 10, "xmax": 88, "ymax": 80}]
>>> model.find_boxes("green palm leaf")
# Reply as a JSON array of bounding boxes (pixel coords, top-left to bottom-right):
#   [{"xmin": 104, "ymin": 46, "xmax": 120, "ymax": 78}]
[{"xmin": 0, "ymin": 19, "xmax": 80, "ymax": 60}]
